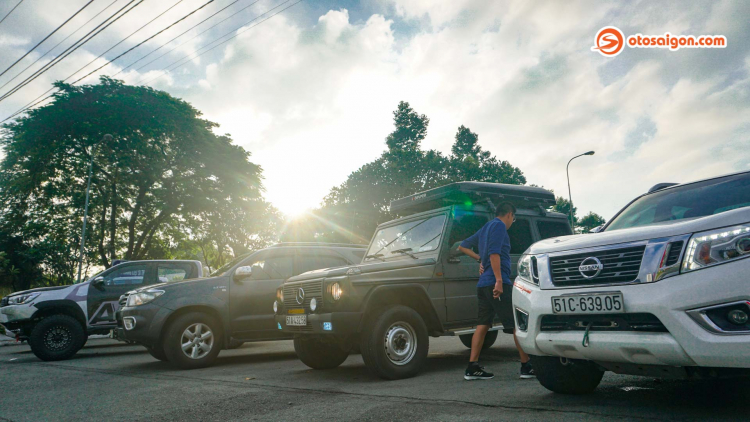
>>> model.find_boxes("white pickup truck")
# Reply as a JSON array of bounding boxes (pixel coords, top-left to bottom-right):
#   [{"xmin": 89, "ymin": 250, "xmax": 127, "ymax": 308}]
[{"xmin": 513, "ymin": 171, "xmax": 750, "ymax": 394}]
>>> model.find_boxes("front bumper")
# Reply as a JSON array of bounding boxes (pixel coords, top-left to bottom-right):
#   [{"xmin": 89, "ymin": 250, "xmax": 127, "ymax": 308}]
[
  {"xmin": 275, "ymin": 312, "xmax": 363, "ymax": 335},
  {"xmin": 0, "ymin": 303, "xmax": 35, "ymax": 328},
  {"xmin": 118, "ymin": 304, "xmax": 172, "ymax": 347},
  {"xmin": 513, "ymin": 258, "xmax": 750, "ymax": 368}
]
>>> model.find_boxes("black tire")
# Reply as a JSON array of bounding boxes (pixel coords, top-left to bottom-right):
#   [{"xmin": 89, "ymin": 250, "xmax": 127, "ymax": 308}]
[
  {"xmin": 146, "ymin": 344, "xmax": 169, "ymax": 362},
  {"xmin": 360, "ymin": 305, "xmax": 429, "ymax": 380},
  {"xmin": 294, "ymin": 336, "xmax": 350, "ymax": 369},
  {"xmin": 459, "ymin": 330, "xmax": 498, "ymax": 350},
  {"xmin": 532, "ymin": 355, "xmax": 604, "ymax": 394},
  {"xmin": 28, "ymin": 314, "xmax": 87, "ymax": 361},
  {"xmin": 163, "ymin": 312, "xmax": 222, "ymax": 369}
]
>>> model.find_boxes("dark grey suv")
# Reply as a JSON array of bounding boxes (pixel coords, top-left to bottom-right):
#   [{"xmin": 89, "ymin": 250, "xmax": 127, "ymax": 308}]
[{"xmin": 118, "ymin": 243, "xmax": 365, "ymax": 369}]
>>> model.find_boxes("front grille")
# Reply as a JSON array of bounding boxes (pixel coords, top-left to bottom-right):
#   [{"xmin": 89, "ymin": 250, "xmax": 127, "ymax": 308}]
[
  {"xmin": 540, "ymin": 313, "xmax": 667, "ymax": 333},
  {"xmin": 549, "ymin": 245, "xmax": 646, "ymax": 287},
  {"xmin": 285, "ymin": 324, "xmax": 314, "ymax": 333},
  {"xmin": 664, "ymin": 241, "xmax": 684, "ymax": 267},
  {"xmin": 283, "ymin": 280, "xmax": 323, "ymax": 311}
]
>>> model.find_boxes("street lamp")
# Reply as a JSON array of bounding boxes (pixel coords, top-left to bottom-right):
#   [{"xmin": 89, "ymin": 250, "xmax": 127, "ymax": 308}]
[
  {"xmin": 566, "ymin": 150, "xmax": 595, "ymax": 231},
  {"xmin": 77, "ymin": 134, "xmax": 112, "ymax": 283}
]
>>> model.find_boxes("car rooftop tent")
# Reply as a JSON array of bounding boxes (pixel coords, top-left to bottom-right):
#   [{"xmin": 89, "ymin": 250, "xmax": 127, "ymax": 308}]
[{"xmin": 389, "ymin": 182, "xmax": 556, "ymax": 215}]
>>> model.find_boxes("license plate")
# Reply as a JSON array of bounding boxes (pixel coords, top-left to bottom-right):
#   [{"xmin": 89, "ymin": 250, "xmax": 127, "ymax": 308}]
[
  {"xmin": 286, "ymin": 315, "xmax": 307, "ymax": 326},
  {"xmin": 551, "ymin": 292, "xmax": 624, "ymax": 314}
]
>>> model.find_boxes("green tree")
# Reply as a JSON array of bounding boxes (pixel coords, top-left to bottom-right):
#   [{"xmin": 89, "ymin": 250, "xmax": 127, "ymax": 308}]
[
  {"xmin": 0, "ymin": 77, "xmax": 279, "ymax": 290},
  {"xmin": 282, "ymin": 102, "xmax": 526, "ymax": 243},
  {"xmin": 552, "ymin": 197, "xmax": 578, "ymax": 226},
  {"xmin": 578, "ymin": 212, "xmax": 606, "ymax": 233}
]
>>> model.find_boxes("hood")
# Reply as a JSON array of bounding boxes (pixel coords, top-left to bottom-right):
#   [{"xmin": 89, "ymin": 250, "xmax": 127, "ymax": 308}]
[
  {"xmin": 285, "ymin": 257, "xmax": 438, "ymax": 284},
  {"xmin": 5, "ymin": 284, "xmax": 72, "ymax": 298},
  {"xmin": 528, "ymin": 207, "xmax": 750, "ymax": 254}
]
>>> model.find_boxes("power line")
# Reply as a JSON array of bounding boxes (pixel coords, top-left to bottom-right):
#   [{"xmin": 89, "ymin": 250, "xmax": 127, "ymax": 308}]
[
  {"xmin": 71, "ymin": 0, "xmax": 217, "ymax": 84},
  {"xmin": 0, "ymin": 0, "xmax": 96, "ymax": 79},
  {"xmin": 0, "ymin": 0, "xmax": 121, "ymax": 94},
  {"xmin": 114, "ymin": 0, "xmax": 257, "ymax": 77},
  {"xmin": 0, "ymin": 0, "xmax": 25, "ymax": 27},
  {"xmin": 139, "ymin": 0, "xmax": 300, "ymax": 86},
  {"xmin": 65, "ymin": 0, "xmax": 187, "ymax": 85},
  {"xmin": 0, "ymin": 0, "xmax": 145, "ymax": 103}
]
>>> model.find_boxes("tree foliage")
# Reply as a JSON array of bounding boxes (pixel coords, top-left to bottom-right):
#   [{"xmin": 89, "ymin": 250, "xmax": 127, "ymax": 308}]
[
  {"xmin": 578, "ymin": 212, "xmax": 606, "ymax": 233},
  {"xmin": 281, "ymin": 101, "xmax": 526, "ymax": 243},
  {"xmin": 0, "ymin": 77, "xmax": 279, "ymax": 290}
]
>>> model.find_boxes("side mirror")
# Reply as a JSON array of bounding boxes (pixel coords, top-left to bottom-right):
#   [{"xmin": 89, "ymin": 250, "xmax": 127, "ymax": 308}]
[
  {"xmin": 449, "ymin": 241, "xmax": 463, "ymax": 258},
  {"xmin": 92, "ymin": 277, "xmax": 105, "ymax": 287},
  {"xmin": 589, "ymin": 225, "xmax": 604, "ymax": 233},
  {"xmin": 234, "ymin": 266, "xmax": 253, "ymax": 282}
]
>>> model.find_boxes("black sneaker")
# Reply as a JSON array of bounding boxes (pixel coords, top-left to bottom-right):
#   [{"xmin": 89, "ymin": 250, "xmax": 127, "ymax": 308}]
[
  {"xmin": 465, "ymin": 364, "xmax": 494, "ymax": 380},
  {"xmin": 520, "ymin": 362, "xmax": 535, "ymax": 379}
]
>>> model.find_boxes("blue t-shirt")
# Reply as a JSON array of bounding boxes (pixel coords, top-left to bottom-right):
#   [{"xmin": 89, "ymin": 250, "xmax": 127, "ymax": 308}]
[{"xmin": 460, "ymin": 218, "xmax": 512, "ymax": 287}]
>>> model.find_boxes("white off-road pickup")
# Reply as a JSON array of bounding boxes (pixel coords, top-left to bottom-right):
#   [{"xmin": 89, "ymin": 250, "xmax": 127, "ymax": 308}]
[{"xmin": 513, "ymin": 171, "xmax": 750, "ymax": 394}]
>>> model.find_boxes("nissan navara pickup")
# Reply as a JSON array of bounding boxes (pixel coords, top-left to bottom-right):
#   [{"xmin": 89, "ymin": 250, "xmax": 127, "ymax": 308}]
[
  {"xmin": 275, "ymin": 182, "xmax": 572, "ymax": 379},
  {"xmin": 513, "ymin": 171, "xmax": 750, "ymax": 394}
]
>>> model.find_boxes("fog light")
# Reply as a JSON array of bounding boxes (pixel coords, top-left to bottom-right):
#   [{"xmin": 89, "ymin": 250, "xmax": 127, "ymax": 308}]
[
  {"xmin": 323, "ymin": 322, "xmax": 333, "ymax": 331},
  {"xmin": 273, "ymin": 301, "xmax": 278, "ymax": 313},
  {"xmin": 515, "ymin": 308, "xmax": 529, "ymax": 332},
  {"xmin": 728, "ymin": 309, "xmax": 749, "ymax": 326},
  {"xmin": 123, "ymin": 317, "xmax": 136, "ymax": 331},
  {"xmin": 310, "ymin": 297, "xmax": 317, "ymax": 312}
]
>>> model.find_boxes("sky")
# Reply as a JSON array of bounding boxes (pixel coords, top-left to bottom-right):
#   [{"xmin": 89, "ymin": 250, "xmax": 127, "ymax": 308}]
[{"xmin": 0, "ymin": 0, "xmax": 748, "ymax": 221}]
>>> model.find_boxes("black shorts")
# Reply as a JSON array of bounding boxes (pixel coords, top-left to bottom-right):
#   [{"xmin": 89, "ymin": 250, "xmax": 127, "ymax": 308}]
[{"xmin": 477, "ymin": 285, "xmax": 515, "ymax": 333}]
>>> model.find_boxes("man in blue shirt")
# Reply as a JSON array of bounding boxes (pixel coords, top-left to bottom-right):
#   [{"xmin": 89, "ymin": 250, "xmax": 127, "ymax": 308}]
[{"xmin": 458, "ymin": 202, "xmax": 533, "ymax": 380}]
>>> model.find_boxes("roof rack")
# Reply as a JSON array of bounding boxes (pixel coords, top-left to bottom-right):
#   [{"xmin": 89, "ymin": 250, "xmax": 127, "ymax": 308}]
[
  {"xmin": 390, "ymin": 182, "xmax": 556, "ymax": 214},
  {"xmin": 270, "ymin": 242, "xmax": 367, "ymax": 248}
]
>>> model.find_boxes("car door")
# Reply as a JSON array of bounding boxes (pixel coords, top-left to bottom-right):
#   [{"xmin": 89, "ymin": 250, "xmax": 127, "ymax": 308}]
[
  {"xmin": 87, "ymin": 262, "xmax": 154, "ymax": 327},
  {"xmin": 443, "ymin": 209, "xmax": 490, "ymax": 322},
  {"xmin": 294, "ymin": 248, "xmax": 352, "ymax": 274},
  {"xmin": 229, "ymin": 250, "xmax": 294, "ymax": 339}
]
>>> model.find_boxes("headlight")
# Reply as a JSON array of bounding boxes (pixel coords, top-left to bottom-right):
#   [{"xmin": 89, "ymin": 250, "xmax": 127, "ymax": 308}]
[
  {"xmin": 683, "ymin": 223, "xmax": 750, "ymax": 272},
  {"xmin": 126, "ymin": 290, "xmax": 165, "ymax": 307},
  {"xmin": 7, "ymin": 293, "xmax": 40, "ymax": 305},
  {"xmin": 516, "ymin": 255, "xmax": 538, "ymax": 285},
  {"xmin": 276, "ymin": 288, "xmax": 284, "ymax": 303},
  {"xmin": 330, "ymin": 282, "xmax": 343, "ymax": 301}
]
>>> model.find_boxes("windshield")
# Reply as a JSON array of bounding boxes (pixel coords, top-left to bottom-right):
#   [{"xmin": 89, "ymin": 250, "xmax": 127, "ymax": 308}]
[
  {"xmin": 606, "ymin": 173, "xmax": 750, "ymax": 231},
  {"xmin": 210, "ymin": 253, "xmax": 251, "ymax": 277},
  {"xmin": 365, "ymin": 214, "xmax": 447, "ymax": 260}
]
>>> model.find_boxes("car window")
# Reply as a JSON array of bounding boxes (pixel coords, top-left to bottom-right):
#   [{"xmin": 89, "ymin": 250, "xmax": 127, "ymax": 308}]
[
  {"xmin": 352, "ymin": 249, "xmax": 366, "ymax": 262},
  {"xmin": 365, "ymin": 214, "xmax": 447, "ymax": 260},
  {"xmin": 248, "ymin": 256, "xmax": 294, "ymax": 280},
  {"xmin": 537, "ymin": 220, "xmax": 572, "ymax": 240},
  {"xmin": 157, "ymin": 263, "xmax": 192, "ymax": 283},
  {"xmin": 508, "ymin": 218, "xmax": 534, "ymax": 255},
  {"xmin": 448, "ymin": 210, "xmax": 490, "ymax": 252},
  {"xmin": 104, "ymin": 264, "xmax": 147, "ymax": 286},
  {"xmin": 297, "ymin": 252, "xmax": 350, "ymax": 274},
  {"xmin": 210, "ymin": 253, "xmax": 251, "ymax": 277},
  {"xmin": 607, "ymin": 173, "xmax": 750, "ymax": 231}
]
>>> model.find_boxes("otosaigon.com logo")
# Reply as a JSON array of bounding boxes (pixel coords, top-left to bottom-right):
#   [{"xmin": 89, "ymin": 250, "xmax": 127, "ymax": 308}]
[{"xmin": 591, "ymin": 26, "xmax": 727, "ymax": 57}]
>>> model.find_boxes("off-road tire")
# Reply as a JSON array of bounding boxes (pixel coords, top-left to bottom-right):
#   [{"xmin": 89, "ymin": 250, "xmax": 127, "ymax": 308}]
[
  {"xmin": 360, "ymin": 305, "xmax": 429, "ymax": 380},
  {"xmin": 294, "ymin": 336, "xmax": 350, "ymax": 369},
  {"xmin": 146, "ymin": 344, "xmax": 169, "ymax": 361},
  {"xmin": 28, "ymin": 314, "xmax": 87, "ymax": 361},
  {"xmin": 163, "ymin": 312, "xmax": 222, "ymax": 369},
  {"xmin": 459, "ymin": 330, "xmax": 498, "ymax": 350},
  {"xmin": 532, "ymin": 355, "xmax": 604, "ymax": 394}
]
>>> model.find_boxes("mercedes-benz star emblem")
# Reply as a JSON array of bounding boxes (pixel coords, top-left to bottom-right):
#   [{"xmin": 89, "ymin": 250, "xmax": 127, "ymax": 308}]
[
  {"xmin": 578, "ymin": 257, "xmax": 604, "ymax": 279},
  {"xmin": 296, "ymin": 288, "xmax": 305, "ymax": 305}
]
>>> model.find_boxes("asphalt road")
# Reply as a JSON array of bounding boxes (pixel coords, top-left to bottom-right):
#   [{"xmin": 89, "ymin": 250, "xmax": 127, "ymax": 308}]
[{"xmin": 0, "ymin": 335, "xmax": 747, "ymax": 421}]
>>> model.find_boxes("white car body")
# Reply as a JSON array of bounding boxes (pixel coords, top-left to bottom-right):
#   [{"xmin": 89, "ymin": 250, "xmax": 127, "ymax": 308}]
[{"xmin": 513, "ymin": 184, "xmax": 750, "ymax": 380}]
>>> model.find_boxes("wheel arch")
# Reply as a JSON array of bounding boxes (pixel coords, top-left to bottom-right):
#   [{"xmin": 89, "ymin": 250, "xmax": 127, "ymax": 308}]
[
  {"xmin": 359, "ymin": 284, "xmax": 444, "ymax": 334},
  {"xmin": 31, "ymin": 300, "xmax": 87, "ymax": 333}
]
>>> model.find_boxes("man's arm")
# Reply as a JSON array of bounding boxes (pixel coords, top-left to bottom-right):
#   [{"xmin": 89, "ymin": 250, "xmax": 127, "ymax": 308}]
[
  {"xmin": 458, "ymin": 245, "xmax": 480, "ymax": 261},
  {"xmin": 490, "ymin": 253, "xmax": 503, "ymax": 298}
]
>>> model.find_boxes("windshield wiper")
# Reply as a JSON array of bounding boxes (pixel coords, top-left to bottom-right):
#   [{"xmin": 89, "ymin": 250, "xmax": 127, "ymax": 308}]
[
  {"xmin": 365, "ymin": 253, "xmax": 385, "ymax": 262},
  {"xmin": 391, "ymin": 248, "xmax": 418, "ymax": 259}
]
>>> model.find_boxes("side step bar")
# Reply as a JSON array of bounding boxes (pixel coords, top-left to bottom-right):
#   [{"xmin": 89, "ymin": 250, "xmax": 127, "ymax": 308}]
[{"xmin": 441, "ymin": 324, "xmax": 505, "ymax": 336}]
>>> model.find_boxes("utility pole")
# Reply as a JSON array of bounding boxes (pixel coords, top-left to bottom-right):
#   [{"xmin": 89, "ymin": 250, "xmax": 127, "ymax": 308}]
[
  {"xmin": 77, "ymin": 134, "xmax": 112, "ymax": 283},
  {"xmin": 566, "ymin": 150, "xmax": 595, "ymax": 231}
]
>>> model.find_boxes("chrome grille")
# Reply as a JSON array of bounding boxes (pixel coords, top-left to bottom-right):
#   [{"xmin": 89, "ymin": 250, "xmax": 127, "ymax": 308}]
[
  {"xmin": 550, "ymin": 245, "xmax": 646, "ymax": 287},
  {"xmin": 283, "ymin": 280, "xmax": 323, "ymax": 310}
]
